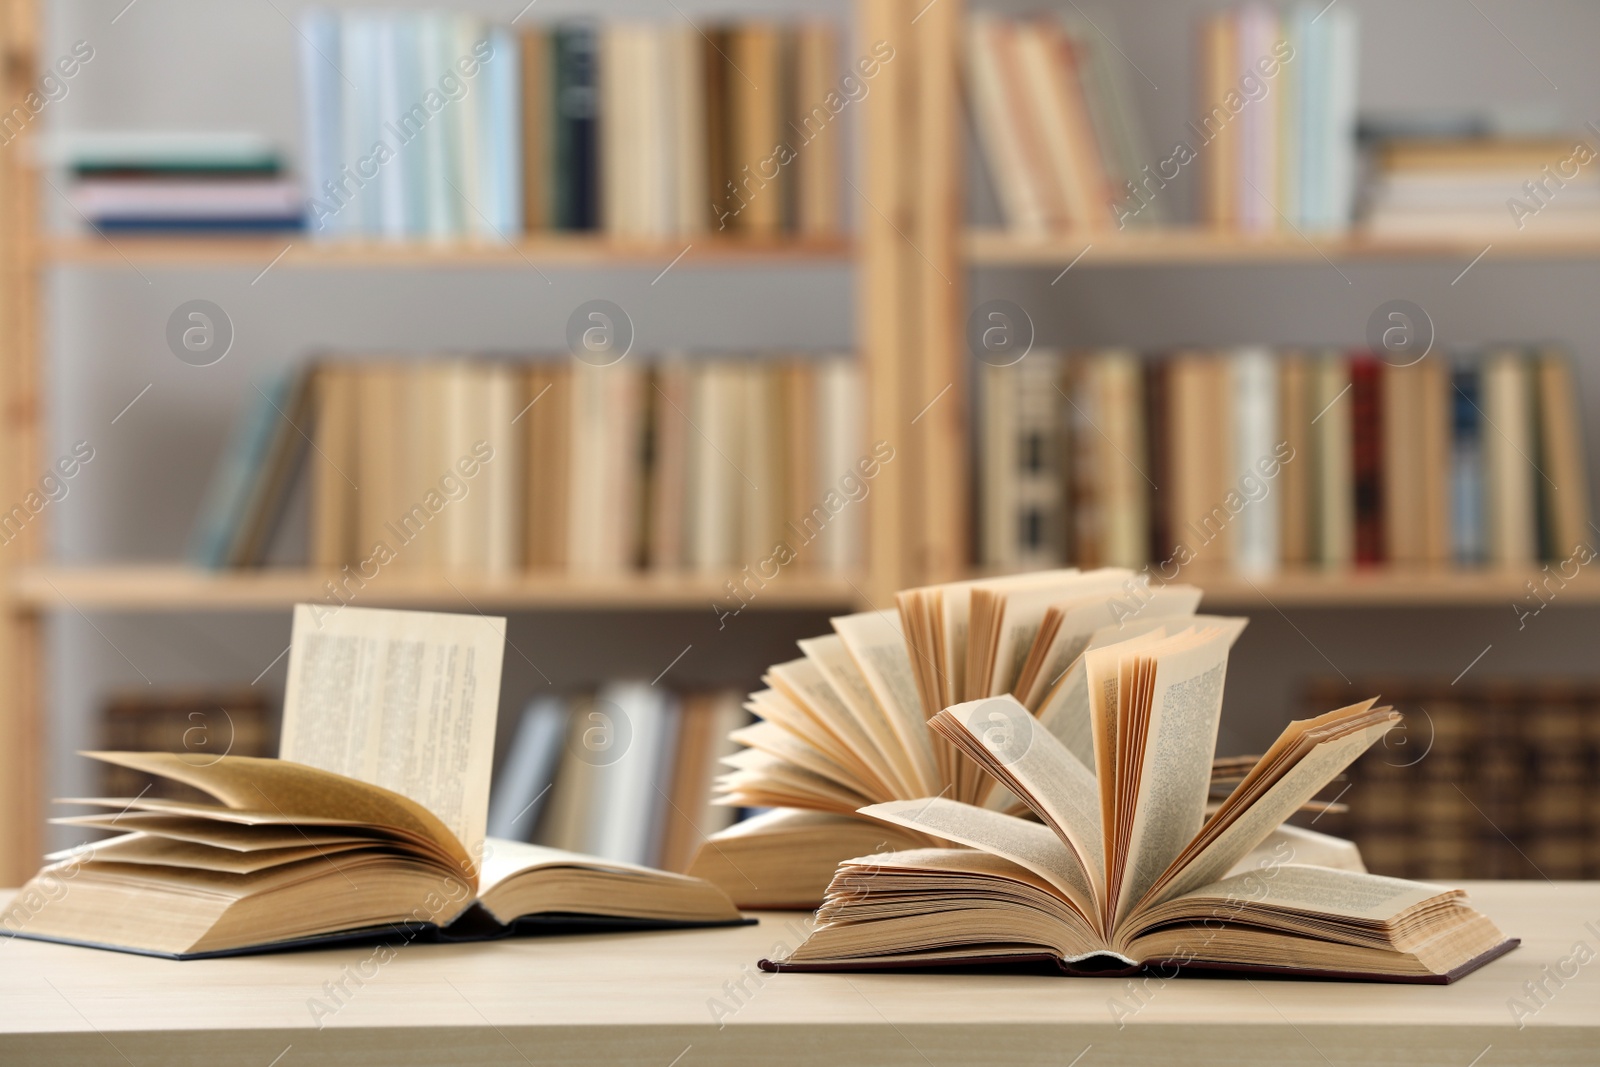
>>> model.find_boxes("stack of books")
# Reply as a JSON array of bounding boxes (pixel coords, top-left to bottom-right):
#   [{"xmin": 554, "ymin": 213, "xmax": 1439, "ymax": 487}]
[
  {"xmin": 976, "ymin": 347, "xmax": 1590, "ymax": 575},
  {"xmin": 1197, "ymin": 3, "xmax": 1359, "ymax": 233},
  {"xmin": 1360, "ymin": 135, "xmax": 1600, "ymax": 236},
  {"xmin": 56, "ymin": 132, "xmax": 302, "ymax": 232},
  {"xmin": 297, "ymin": 11, "xmax": 844, "ymax": 240},
  {"xmin": 189, "ymin": 355, "xmax": 864, "ymax": 577},
  {"xmin": 966, "ymin": 12, "xmax": 1159, "ymax": 233},
  {"xmin": 486, "ymin": 687, "xmax": 747, "ymax": 873}
]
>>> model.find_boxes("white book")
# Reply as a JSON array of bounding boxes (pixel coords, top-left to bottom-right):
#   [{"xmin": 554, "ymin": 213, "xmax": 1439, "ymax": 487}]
[
  {"xmin": 454, "ymin": 15, "xmax": 489, "ymax": 238},
  {"xmin": 340, "ymin": 12, "xmax": 382, "ymax": 235},
  {"xmin": 486, "ymin": 696, "xmax": 569, "ymax": 841},
  {"xmin": 488, "ymin": 25, "xmax": 523, "ymax": 236},
  {"xmin": 967, "ymin": 14, "xmax": 1046, "ymax": 236},
  {"xmin": 688, "ymin": 363, "xmax": 738, "ymax": 571},
  {"xmin": 418, "ymin": 14, "xmax": 457, "ymax": 238},
  {"xmin": 298, "ymin": 9, "xmax": 343, "ymax": 239},
  {"xmin": 816, "ymin": 358, "xmax": 863, "ymax": 573},
  {"xmin": 586, "ymin": 682, "xmax": 672, "ymax": 866},
  {"xmin": 1321, "ymin": 6, "xmax": 1360, "ymax": 231},
  {"xmin": 1232, "ymin": 347, "xmax": 1279, "ymax": 575},
  {"xmin": 670, "ymin": 26, "xmax": 708, "ymax": 234},
  {"xmin": 374, "ymin": 15, "xmax": 408, "ymax": 240}
]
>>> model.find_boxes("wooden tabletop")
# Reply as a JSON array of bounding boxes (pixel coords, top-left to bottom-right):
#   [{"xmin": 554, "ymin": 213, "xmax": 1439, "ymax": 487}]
[{"xmin": 2, "ymin": 882, "xmax": 1596, "ymax": 1066}]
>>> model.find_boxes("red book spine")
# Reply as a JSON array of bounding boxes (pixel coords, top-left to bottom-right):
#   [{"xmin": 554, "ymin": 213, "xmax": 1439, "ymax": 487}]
[{"xmin": 1351, "ymin": 354, "xmax": 1385, "ymax": 566}]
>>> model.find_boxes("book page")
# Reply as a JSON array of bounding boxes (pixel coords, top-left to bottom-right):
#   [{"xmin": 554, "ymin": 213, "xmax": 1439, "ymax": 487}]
[
  {"xmin": 798, "ymin": 634, "xmax": 922, "ymax": 797},
  {"xmin": 1116, "ymin": 629, "xmax": 1231, "ymax": 924},
  {"xmin": 279, "ymin": 604, "xmax": 506, "ymax": 868},
  {"xmin": 1168, "ymin": 864, "xmax": 1453, "ymax": 923},
  {"xmin": 767, "ymin": 656, "xmax": 890, "ymax": 791},
  {"xmin": 860, "ymin": 798, "xmax": 1098, "ymax": 920},
  {"xmin": 829, "ymin": 612, "xmax": 941, "ymax": 795},
  {"xmin": 936, "ymin": 697, "xmax": 1105, "ymax": 895},
  {"xmin": 986, "ymin": 569, "xmax": 1129, "ymax": 697},
  {"xmin": 1018, "ymin": 585, "xmax": 1203, "ymax": 709},
  {"xmin": 1146, "ymin": 717, "xmax": 1394, "ymax": 907}
]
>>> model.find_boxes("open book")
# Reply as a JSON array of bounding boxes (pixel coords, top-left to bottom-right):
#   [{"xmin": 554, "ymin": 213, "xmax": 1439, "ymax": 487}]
[
  {"xmin": 4, "ymin": 606, "xmax": 742, "ymax": 958},
  {"xmin": 688, "ymin": 568, "xmax": 1344, "ymax": 906},
  {"xmin": 761, "ymin": 625, "xmax": 1516, "ymax": 983}
]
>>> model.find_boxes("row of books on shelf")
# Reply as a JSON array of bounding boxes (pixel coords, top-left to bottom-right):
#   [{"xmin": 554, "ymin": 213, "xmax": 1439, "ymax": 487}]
[
  {"xmin": 1197, "ymin": 3, "xmax": 1359, "ymax": 233},
  {"xmin": 192, "ymin": 354, "xmax": 863, "ymax": 576},
  {"xmin": 978, "ymin": 346, "xmax": 1590, "ymax": 574},
  {"xmin": 484, "ymin": 686, "xmax": 745, "ymax": 874},
  {"xmin": 61, "ymin": 14, "xmax": 847, "ymax": 238},
  {"xmin": 970, "ymin": 4, "xmax": 1359, "ymax": 236}
]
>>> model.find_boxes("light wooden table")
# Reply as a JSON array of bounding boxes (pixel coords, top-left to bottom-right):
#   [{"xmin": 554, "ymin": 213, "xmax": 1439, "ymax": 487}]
[{"xmin": 2, "ymin": 883, "xmax": 1596, "ymax": 1066}]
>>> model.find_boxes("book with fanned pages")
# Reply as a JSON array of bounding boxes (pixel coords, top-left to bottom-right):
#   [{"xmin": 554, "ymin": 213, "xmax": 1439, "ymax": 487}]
[
  {"xmin": 3, "ymin": 606, "xmax": 744, "ymax": 959},
  {"xmin": 687, "ymin": 567, "xmax": 1346, "ymax": 907},
  {"xmin": 758, "ymin": 618, "xmax": 1515, "ymax": 983}
]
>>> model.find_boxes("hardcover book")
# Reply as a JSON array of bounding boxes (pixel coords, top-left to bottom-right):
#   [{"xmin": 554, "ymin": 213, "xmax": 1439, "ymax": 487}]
[{"xmin": 4, "ymin": 605, "xmax": 743, "ymax": 958}]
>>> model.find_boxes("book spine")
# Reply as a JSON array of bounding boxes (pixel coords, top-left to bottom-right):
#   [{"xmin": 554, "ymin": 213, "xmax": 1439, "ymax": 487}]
[{"xmin": 1350, "ymin": 354, "xmax": 1385, "ymax": 566}]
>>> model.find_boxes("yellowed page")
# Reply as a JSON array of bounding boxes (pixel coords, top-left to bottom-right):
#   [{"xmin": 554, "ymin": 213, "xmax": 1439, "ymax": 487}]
[
  {"xmin": 860, "ymin": 798, "xmax": 1097, "ymax": 919},
  {"xmin": 1145, "ymin": 716, "xmax": 1395, "ymax": 908},
  {"xmin": 279, "ymin": 604, "xmax": 506, "ymax": 868},
  {"xmin": 826, "ymin": 614, "xmax": 941, "ymax": 795},
  {"xmin": 80, "ymin": 752, "xmax": 469, "ymax": 876},
  {"xmin": 768, "ymin": 655, "xmax": 895, "ymax": 795},
  {"xmin": 935, "ymin": 697, "xmax": 1104, "ymax": 898},
  {"xmin": 1167, "ymin": 864, "xmax": 1452, "ymax": 923},
  {"xmin": 796, "ymin": 634, "xmax": 920, "ymax": 797},
  {"xmin": 1116, "ymin": 628, "xmax": 1232, "ymax": 924},
  {"xmin": 986, "ymin": 569, "xmax": 1132, "ymax": 697},
  {"xmin": 1017, "ymin": 585, "xmax": 1204, "ymax": 709}
]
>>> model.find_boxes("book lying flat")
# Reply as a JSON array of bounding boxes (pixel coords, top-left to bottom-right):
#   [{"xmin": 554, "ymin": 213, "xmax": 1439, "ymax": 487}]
[
  {"xmin": 4, "ymin": 605, "xmax": 744, "ymax": 958},
  {"xmin": 11, "ymin": 753, "xmax": 742, "ymax": 959},
  {"xmin": 761, "ymin": 624, "xmax": 1515, "ymax": 982}
]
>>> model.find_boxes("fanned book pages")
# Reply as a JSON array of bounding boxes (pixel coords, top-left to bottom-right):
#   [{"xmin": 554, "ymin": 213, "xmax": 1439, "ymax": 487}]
[
  {"xmin": 687, "ymin": 568, "xmax": 1346, "ymax": 906},
  {"xmin": 759, "ymin": 627, "xmax": 1517, "ymax": 983},
  {"xmin": 3, "ymin": 606, "xmax": 743, "ymax": 959}
]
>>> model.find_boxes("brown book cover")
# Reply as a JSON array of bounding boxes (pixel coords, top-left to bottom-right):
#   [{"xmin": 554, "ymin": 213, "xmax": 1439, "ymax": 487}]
[
  {"xmin": 792, "ymin": 25, "xmax": 841, "ymax": 236},
  {"xmin": 1351, "ymin": 354, "xmax": 1384, "ymax": 566},
  {"xmin": 521, "ymin": 29, "xmax": 551, "ymax": 232},
  {"xmin": 309, "ymin": 363, "xmax": 358, "ymax": 568},
  {"xmin": 523, "ymin": 365, "xmax": 571, "ymax": 570},
  {"xmin": 1144, "ymin": 357, "xmax": 1172, "ymax": 565},
  {"xmin": 729, "ymin": 24, "xmax": 784, "ymax": 235},
  {"xmin": 1277, "ymin": 352, "xmax": 1311, "ymax": 566}
]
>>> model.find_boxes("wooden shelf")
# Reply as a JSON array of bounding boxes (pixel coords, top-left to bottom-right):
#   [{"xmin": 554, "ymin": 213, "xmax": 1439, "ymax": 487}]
[
  {"xmin": 952, "ymin": 566, "xmax": 1592, "ymax": 608},
  {"xmin": 44, "ymin": 233, "xmax": 854, "ymax": 269},
  {"xmin": 8, "ymin": 564, "xmax": 1586, "ymax": 612},
  {"xmin": 9, "ymin": 566, "xmax": 860, "ymax": 613},
  {"xmin": 967, "ymin": 227, "xmax": 1600, "ymax": 267}
]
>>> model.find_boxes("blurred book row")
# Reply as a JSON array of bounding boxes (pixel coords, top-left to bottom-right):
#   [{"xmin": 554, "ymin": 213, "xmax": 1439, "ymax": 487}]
[
  {"xmin": 55, "ymin": 14, "xmax": 846, "ymax": 239},
  {"xmin": 1318, "ymin": 678, "xmax": 1600, "ymax": 880},
  {"xmin": 978, "ymin": 347, "xmax": 1590, "ymax": 574},
  {"xmin": 93, "ymin": 684, "xmax": 748, "ymax": 874},
  {"xmin": 191, "ymin": 355, "xmax": 863, "ymax": 576},
  {"xmin": 297, "ymin": 11, "xmax": 845, "ymax": 239},
  {"xmin": 966, "ymin": 11, "xmax": 1160, "ymax": 232}
]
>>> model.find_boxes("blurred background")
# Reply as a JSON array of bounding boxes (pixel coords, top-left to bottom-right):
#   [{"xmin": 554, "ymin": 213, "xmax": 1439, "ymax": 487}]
[{"xmin": 4, "ymin": 0, "xmax": 1598, "ymax": 885}]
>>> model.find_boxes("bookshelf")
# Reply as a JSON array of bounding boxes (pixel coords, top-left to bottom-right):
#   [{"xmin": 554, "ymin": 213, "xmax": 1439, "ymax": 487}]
[
  {"xmin": 0, "ymin": 0, "xmax": 1592, "ymax": 883},
  {"xmin": 967, "ymin": 228, "xmax": 1600, "ymax": 265}
]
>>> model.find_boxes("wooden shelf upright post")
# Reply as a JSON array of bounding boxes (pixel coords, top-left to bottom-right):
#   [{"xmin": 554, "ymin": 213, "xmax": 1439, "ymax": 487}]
[{"xmin": 0, "ymin": 0, "xmax": 45, "ymax": 885}]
